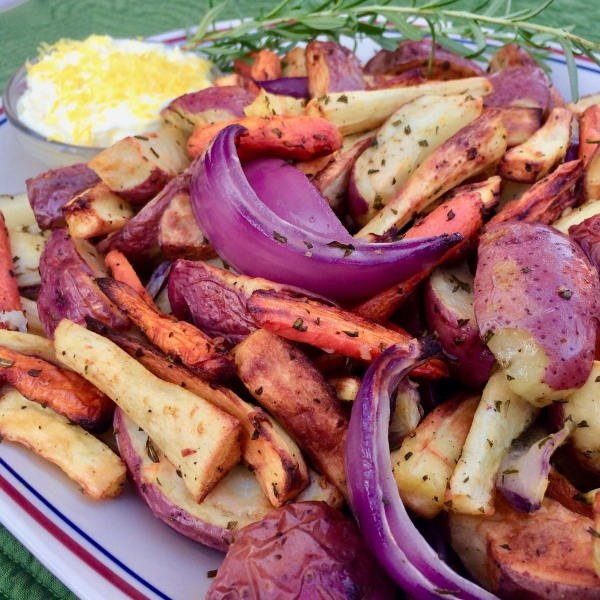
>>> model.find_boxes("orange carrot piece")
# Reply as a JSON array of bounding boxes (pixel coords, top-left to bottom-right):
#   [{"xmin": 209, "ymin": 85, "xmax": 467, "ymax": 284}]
[
  {"xmin": 0, "ymin": 211, "xmax": 23, "ymax": 329},
  {"xmin": 246, "ymin": 290, "xmax": 447, "ymax": 379},
  {"xmin": 250, "ymin": 50, "xmax": 282, "ymax": 81},
  {"xmin": 105, "ymin": 250, "xmax": 155, "ymax": 307},
  {"xmin": 580, "ymin": 105, "xmax": 600, "ymax": 166},
  {"xmin": 187, "ymin": 115, "xmax": 343, "ymax": 162}
]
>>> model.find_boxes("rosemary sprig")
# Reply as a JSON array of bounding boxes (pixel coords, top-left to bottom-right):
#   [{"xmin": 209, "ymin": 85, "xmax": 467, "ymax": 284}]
[{"xmin": 187, "ymin": 0, "xmax": 600, "ymax": 102}]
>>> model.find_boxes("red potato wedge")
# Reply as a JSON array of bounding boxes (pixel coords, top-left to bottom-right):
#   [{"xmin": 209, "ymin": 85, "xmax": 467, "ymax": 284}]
[
  {"xmin": 356, "ymin": 109, "xmax": 507, "ymax": 237},
  {"xmin": 246, "ymin": 289, "xmax": 448, "ymax": 379},
  {"xmin": 500, "ymin": 106, "xmax": 542, "ymax": 147},
  {"xmin": 568, "ymin": 213, "xmax": 600, "ymax": 272},
  {"xmin": 425, "ymin": 260, "xmax": 496, "ymax": 388},
  {"xmin": 157, "ymin": 191, "xmax": 216, "ymax": 261},
  {"xmin": 243, "ymin": 89, "xmax": 305, "ymax": 118},
  {"xmin": 392, "ymin": 393, "xmax": 479, "ymax": 518},
  {"xmin": 306, "ymin": 41, "xmax": 365, "ymax": 98},
  {"xmin": 351, "ymin": 180, "xmax": 500, "ymax": 323},
  {"xmin": 0, "ymin": 192, "xmax": 40, "ymax": 234},
  {"xmin": 0, "ymin": 389, "xmax": 125, "ymax": 499},
  {"xmin": 104, "ymin": 250, "xmax": 155, "ymax": 306},
  {"xmin": 96, "ymin": 277, "xmax": 235, "ymax": 381},
  {"xmin": 55, "ymin": 320, "xmax": 242, "ymax": 504},
  {"xmin": 250, "ymin": 50, "xmax": 282, "ymax": 81},
  {"xmin": 37, "ymin": 230, "xmax": 128, "ymax": 339},
  {"xmin": 488, "ymin": 44, "xmax": 536, "ymax": 72},
  {"xmin": 305, "ymin": 76, "xmax": 492, "ymax": 136},
  {"xmin": 26, "ymin": 163, "xmax": 100, "ymax": 230},
  {"xmin": 8, "ymin": 230, "xmax": 45, "ymax": 292},
  {"xmin": 161, "ymin": 86, "xmax": 256, "ymax": 135},
  {"xmin": 88, "ymin": 127, "xmax": 190, "ymax": 205},
  {"xmin": 0, "ymin": 346, "xmax": 113, "ymax": 432},
  {"xmin": 98, "ymin": 173, "xmax": 190, "ymax": 265},
  {"xmin": 484, "ymin": 66, "xmax": 551, "ymax": 116},
  {"xmin": 115, "ymin": 408, "xmax": 341, "ymax": 552},
  {"xmin": 348, "ymin": 94, "xmax": 483, "ymax": 225},
  {"xmin": 364, "ymin": 68, "xmax": 427, "ymax": 90},
  {"xmin": 445, "ymin": 371, "xmax": 539, "ymax": 515},
  {"xmin": 63, "ymin": 183, "xmax": 134, "ymax": 239},
  {"xmin": 187, "ymin": 115, "xmax": 343, "ymax": 162},
  {"xmin": 475, "ymin": 221, "xmax": 600, "ymax": 405},
  {"xmin": 553, "ymin": 199, "xmax": 600, "ymax": 234},
  {"xmin": 282, "ymin": 47, "xmax": 307, "ymax": 77},
  {"xmin": 87, "ymin": 319, "xmax": 310, "ymax": 507},
  {"xmin": 587, "ymin": 146, "xmax": 600, "ymax": 201},
  {"xmin": 487, "ymin": 159, "xmax": 584, "ymax": 230},
  {"xmin": 0, "ymin": 211, "xmax": 24, "ymax": 331},
  {"xmin": 364, "ymin": 41, "xmax": 485, "ymax": 81},
  {"xmin": 449, "ymin": 497, "xmax": 600, "ymax": 599},
  {"xmin": 567, "ymin": 92, "xmax": 600, "ymax": 116},
  {"xmin": 579, "ymin": 105, "xmax": 600, "ymax": 166},
  {"xmin": 497, "ymin": 107, "xmax": 573, "ymax": 183},
  {"xmin": 234, "ymin": 329, "xmax": 349, "ymax": 495}
]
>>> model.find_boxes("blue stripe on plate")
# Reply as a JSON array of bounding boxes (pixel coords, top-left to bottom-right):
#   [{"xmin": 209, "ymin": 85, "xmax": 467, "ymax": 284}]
[{"xmin": 0, "ymin": 456, "xmax": 171, "ymax": 600}]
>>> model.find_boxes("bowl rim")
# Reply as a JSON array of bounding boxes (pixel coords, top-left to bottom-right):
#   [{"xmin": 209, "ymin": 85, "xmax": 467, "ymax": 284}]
[{"xmin": 2, "ymin": 61, "xmax": 106, "ymax": 153}]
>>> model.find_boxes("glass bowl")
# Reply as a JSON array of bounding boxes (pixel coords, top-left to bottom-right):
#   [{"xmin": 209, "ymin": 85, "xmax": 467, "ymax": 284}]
[{"xmin": 2, "ymin": 62, "xmax": 105, "ymax": 168}]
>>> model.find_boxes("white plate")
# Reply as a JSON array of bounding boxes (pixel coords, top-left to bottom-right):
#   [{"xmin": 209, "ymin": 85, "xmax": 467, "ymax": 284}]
[{"xmin": 0, "ymin": 26, "xmax": 599, "ymax": 600}]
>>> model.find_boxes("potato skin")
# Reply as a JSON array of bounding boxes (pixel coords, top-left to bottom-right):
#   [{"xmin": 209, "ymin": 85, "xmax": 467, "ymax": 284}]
[
  {"xmin": 484, "ymin": 66, "xmax": 551, "ymax": 115},
  {"xmin": 206, "ymin": 502, "xmax": 396, "ymax": 599},
  {"xmin": 474, "ymin": 221, "xmax": 600, "ymax": 391}
]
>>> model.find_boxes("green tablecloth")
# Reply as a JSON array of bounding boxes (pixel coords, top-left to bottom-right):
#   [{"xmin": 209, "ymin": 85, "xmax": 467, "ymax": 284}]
[{"xmin": 0, "ymin": 1, "xmax": 598, "ymax": 598}]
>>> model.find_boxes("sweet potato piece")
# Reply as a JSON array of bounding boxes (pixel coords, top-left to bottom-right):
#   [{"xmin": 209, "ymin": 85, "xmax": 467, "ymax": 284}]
[
  {"xmin": 449, "ymin": 497, "xmax": 600, "ymax": 599},
  {"xmin": 356, "ymin": 109, "xmax": 507, "ymax": 237},
  {"xmin": 351, "ymin": 181, "xmax": 499, "ymax": 323},
  {"xmin": 0, "ymin": 389, "xmax": 125, "ymax": 499},
  {"xmin": 567, "ymin": 92, "xmax": 600, "ymax": 116},
  {"xmin": 88, "ymin": 127, "xmax": 190, "ymax": 205},
  {"xmin": 579, "ymin": 105, "xmax": 600, "ymax": 166},
  {"xmin": 392, "ymin": 393, "xmax": 479, "ymax": 519},
  {"xmin": 187, "ymin": 115, "xmax": 343, "ymax": 162},
  {"xmin": 485, "ymin": 66, "xmax": 551, "ymax": 116},
  {"xmin": 500, "ymin": 106, "xmax": 542, "ymax": 147},
  {"xmin": 97, "ymin": 277, "xmax": 235, "ymax": 381},
  {"xmin": 487, "ymin": 159, "xmax": 583, "ymax": 230},
  {"xmin": 304, "ymin": 77, "xmax": 492, "ymax": 136},
  {"xmin": 62, "ymin": 183, "xmax": 133, "ymax": 239},
  {"xmin": 488, "ymin": 44, "xmax": 536, "ymax": 72},
  {"xmin": 306, "ymin": 41, "xmax": 365, "ymax": 98},
  {"xmin": 587, "ymin": 146, "xmax": 600, "ymax": 201},
  {"xmin": 85, "ymin": 318, "xmax": 310, "ymax": 507},
  {"xmin": 26, "ymin": 163, "xmax": 101, "ymax": 230},
  {"xmin": 158, "ymin": 191, "xmax": 216, "ymax": 261},
  {"xmin": 497, "ymin": 107, "xmax": 573, "ymax": 183},
  {"xmin": 98, "ymin": 173, "xmax": 190, "ymax": 264},
  {"xmin": 364, "ymin": 41, "xmax": 485, "ymax": 80},
  {"xmin": 282, "ymin": 47, "xmax": 307, "ymax": 77},
  {"xmin": 250, "ymin": 50, "xmax": 281, "ymax": 81},
  {"xmin": 161, "ymin": 86, "xmax": 255, "ymax": 135},
  {"xmin": 246, "ymin": 289, "xmax": 447, "ymax": 378},
  {"xmin": 54, "ymin": 320, "xmax": 241, "ymax": 504},
  {"xmin": 0, "ymin": 346, "xmax": 113, "ymax": 432},
  {"xmin": 234, "ymin": 329, "xmax": 349, "ymax": 495},
  {"xmin": 104, "ymin": 250, "xmax": 155, "ymax": 306}
]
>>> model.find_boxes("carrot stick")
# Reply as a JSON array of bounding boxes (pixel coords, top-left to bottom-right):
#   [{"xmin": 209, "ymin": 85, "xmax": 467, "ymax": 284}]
[
  {"xmin": 104, "ymin": 250, "xmax": 155, "ymax": 307},
  {"xmin": 0, "ymin": 211, "xmax": 24, "ymax": 331}
]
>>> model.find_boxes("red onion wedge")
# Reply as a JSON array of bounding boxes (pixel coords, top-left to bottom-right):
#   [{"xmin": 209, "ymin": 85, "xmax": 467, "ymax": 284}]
[
  {"xmin": 346, "ymin": 337, "xmax": 498, "ymax": 599},
  {"xmin": 254, "ymin": 77, "xmax": 310, "ymax": 99},
  {"xmin": 146, "ymin": 260, "xmax": 173, "ymax": 299},
  {"xmin": 189, "ymin": 124, "xmax": 462, "ymax": 301},
  {"xmin": 496, "ymin": 424, "xmax": 571, "ymax": 513}
]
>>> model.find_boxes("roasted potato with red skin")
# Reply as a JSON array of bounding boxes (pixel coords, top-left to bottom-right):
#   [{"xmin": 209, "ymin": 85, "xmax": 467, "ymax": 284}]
[
  {"xmin": 306, "ymin": 41, "xmax": 365, "ymax": 98},
  {"xmin": 569, "ymin": 214, "xmax": 600, "ymax": 273},
  {"xmin": 26, "ymin": 163, "xmax": 100, "ymax": 230},
  {"xmin": 186, "ymin": 115, "xmax": 343, "ymax": 162},
  {"xmin": 500, "ymin": 106, "xmax": 542, "ymax": 147},
  {"xmin": 425, "ymin": 260, "xmax": 495, "ymax": 388},
  {"xmin": 579, "ymin": 105, "xmax": 600, "ymax": 166},
  {"xmin": 488, "ymin": 44, "xmax": 536, "ymax": 72},
  {"xmin": 474, "ymin": 221, "xmax": 600, "ymax": 405},
  {"xmin": 365, "ymin": 68, "xmax": 426, "ymax": 90},
  {"xmin": 99, "ymin": 173, "xmax": 190, "ymax": 265},
  {"xmin": 206, "ymin": 501, "xmax": 396, "ymax": 599},
  {"xmin": 449, "ymin": 497, "xmax": 600, "ymax": 599},
  {"xmin": 161, "ymin": 86, "xmax": 256, "ymax": 135},
  {"xmin": 37, "ymin": 230, "xmax": 128, "ymax": 338},
  {"xmin": 281, "ymin": 46, "xmax": 307, "ymax": 77},
  {"xmin": 567, "ymin": 92, "xmax": 600, "ymax": 115},
  {"xmin": 250, "ymin": 49, "xmax": 282, "ymax": 81},
  {"xmin": 364, "ymin": 40, "xmax": 485, "ymax": 80}
]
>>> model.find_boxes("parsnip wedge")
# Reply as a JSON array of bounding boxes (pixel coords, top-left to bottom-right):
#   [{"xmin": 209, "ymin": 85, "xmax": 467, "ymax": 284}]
[
  {"xmin": 304, "ymin": 77, "xmax": 492, "ymax": 135},
  {"xmin": 0, "ymin": 330, "xmax": 56, "ymax": 364},
  {"xmin": 445, "ymin": 371, "xmax": 539, "ymax": 515},
  {"xmin": 0, "ymin": 389, "xmax": 125, "ymax": 499},
  {"xmin": 53, "ymin": 319, "xmax": 242, "ymax": 503}
]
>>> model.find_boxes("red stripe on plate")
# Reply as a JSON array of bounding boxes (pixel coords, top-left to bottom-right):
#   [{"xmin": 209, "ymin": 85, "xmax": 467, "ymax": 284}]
[{"xmin": 0, "ymin": 473, "xmax": 149, "ymax": 600}]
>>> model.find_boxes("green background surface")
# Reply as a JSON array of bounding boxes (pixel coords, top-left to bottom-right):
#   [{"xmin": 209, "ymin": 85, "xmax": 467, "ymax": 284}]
[{"xmin": 0, "ymin": 1, "xmax": 598, "ymax": 598}]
